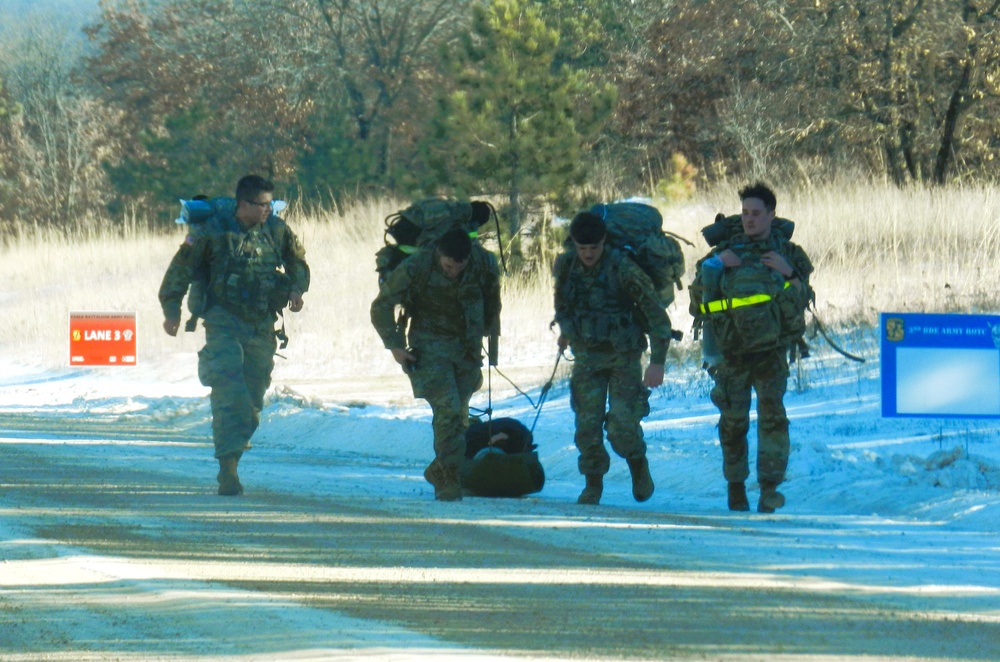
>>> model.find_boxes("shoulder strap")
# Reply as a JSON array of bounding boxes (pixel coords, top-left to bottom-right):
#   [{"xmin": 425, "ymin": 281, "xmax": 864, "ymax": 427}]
[
  {"xmin": 262, "ymin": 216, "xmax": 287, "ymax": 249},
  {"xmin": 400, "ymin": 245, "xmax": 436, "ymax": 308},
  {"xmin": 603, "ymin": 247, "xmax": 632, "ymax": 291}
]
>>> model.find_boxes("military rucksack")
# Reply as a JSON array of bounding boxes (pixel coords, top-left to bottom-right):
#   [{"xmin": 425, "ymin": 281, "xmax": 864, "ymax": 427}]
[
  {"xmin": 375, "ymin": 198, "xmax": 498, "ymax": 286},
  {"xmin": 705, "ymin": 255, "xmax": 790, "ymax": 354},
  {"xmin": 588, "ymin": 202, "xmax": 686, "ymax": 307},
  {"xmin": 688, "ymin": 210, "xmax": 797, "ymax": 320},
  {"xmin": 700, "ymin": 212, "xmax": 795, "ymax": 247},
  {"xmin": 690, "ymin": 212, "xmax": 813, "ymax": 362},
  {"xmin": 174, "ymin": 196, "xmax": 289, "ymax": 332}
]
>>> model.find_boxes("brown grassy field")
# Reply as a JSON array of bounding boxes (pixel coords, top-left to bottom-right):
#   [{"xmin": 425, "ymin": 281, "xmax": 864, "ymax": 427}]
[{"xmin": 2, "ymin": 183, "xmax": 994, "ymax": 391}]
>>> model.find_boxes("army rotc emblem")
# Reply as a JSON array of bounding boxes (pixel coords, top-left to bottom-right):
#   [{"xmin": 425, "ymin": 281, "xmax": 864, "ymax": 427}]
[{"xmin": 885, "ymin": 317, "xmax": 904, "ymax": 342}]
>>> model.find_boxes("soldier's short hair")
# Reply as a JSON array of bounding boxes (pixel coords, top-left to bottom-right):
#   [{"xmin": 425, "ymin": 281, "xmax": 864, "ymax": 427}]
[
  {"xmin": 739, "ymin": 182, "xmax": 777, "ymax": 212},
  {"xmin": 438, "ymin": 228, "xmax": 473, "ymax": 262},
  {"xmin": 569, "ymin": 212, "xmax": 606, "ymax": 245},
  {"xmin": 236, "ymin": 175, "xmax": 275, "ymax": 203}
]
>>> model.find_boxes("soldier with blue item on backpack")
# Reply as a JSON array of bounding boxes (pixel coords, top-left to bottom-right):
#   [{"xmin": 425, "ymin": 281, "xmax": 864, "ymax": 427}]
[
  {"xmin": 371, "ymin": 203, "xmax": 502, "ymax": 502},
  {"xmin": 159, "ymin": 175, "xmax": 310, "ymax": 496},
  {"xmin": 553, "ymin": 209, "xmax": 678, "ymax": 506},
  {"xmin": 691, "ymin": 182, "xmax": 813, "ymax": 513}
]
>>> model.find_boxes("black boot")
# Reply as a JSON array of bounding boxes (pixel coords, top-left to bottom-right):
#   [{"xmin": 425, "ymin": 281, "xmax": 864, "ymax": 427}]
[
  {"xmin": 626, "ymin": 457, "xmax": 655, "ymax": 502},
  {"xmin": 727, "ymin": 481, "xmax": 749, "ymax": 511},
  {"xmin": 577, "ymin": 474, "xmax": 603, "ymax": 505}
]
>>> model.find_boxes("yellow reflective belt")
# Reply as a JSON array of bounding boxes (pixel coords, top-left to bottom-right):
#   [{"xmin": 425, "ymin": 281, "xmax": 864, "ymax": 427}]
[{"xmin": 700, "ymin": 281, "xmax": 790, "ymax": 315}]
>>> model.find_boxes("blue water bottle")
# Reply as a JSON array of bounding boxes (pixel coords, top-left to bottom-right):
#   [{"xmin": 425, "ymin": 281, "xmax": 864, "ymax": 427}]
[{"xmin": 700, "ymin": 256, "xmax": 724, "ymax": 367}]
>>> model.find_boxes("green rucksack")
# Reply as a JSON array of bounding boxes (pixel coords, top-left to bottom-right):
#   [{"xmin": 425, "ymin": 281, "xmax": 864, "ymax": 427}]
[
  {"xmin": 705, "ymin": 253, "xmax": 790, "ymax": 354},
  {"xmin": 555, "ymin": 202, "xmax": 687, "ymax": 343},
  {"xmin": 589, "ymin": 202, "xmax": 687, "ymax": 307},
  {"xmin": 700, "ymin": 212, "xmax": 795, "ymax": 247},
  {"xmin": 375, "ymin": 198, "xmax": 499, "ymax": 286},
  {"xmin": 690, "ymin": 213, "xmax": 812, "ymax": 361},
  {"xmin": 374, "ymin": 198, "xmax": 505, "ymax": 362}
]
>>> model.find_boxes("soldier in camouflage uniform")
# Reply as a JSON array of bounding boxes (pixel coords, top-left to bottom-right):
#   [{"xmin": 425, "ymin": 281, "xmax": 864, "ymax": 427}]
[
  {"xmin": 553, "ymin": 212, "xmax": 674, "ymax": 505},
  {"xmin": 371, "ymin": 228, "xmax": 501, "ymax": 501},
  {"xmin": 159, "ymin": 175, "xmax": 310, "ymax": 496},
  {"xmin": 698, "ymin": 183, "xmax": 813, "ymax": 513}
]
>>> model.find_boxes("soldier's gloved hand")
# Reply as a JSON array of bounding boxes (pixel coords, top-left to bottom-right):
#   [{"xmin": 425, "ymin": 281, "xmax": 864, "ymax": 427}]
[
  {"xmin": 163, "ymin": 318, "xmax": 180, "ymax": 337},
  {"xmin": 288, "ymin": 291, "xmax": 304, "ymax": 312}
]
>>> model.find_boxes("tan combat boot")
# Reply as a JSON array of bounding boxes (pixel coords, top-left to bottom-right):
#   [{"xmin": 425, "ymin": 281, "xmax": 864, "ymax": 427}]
[
  {"xmin": 757, "ymin": 481, "xmax": 785, "ymax": 513},
  {"xmin": 626, "ymin": 457, "xmax": 655, "ymax": 502},
  {"xmin": 217, "ymin": 453, "xmax": 244, "ymax": 496},
  {"xmin": 577, "ymin": 474, "xmax": 603, "ymax": 505},
  {"xmin": 436, "ymin": 463, "xmax": 463, "ymax": 501},
  {"xmin": 424, "ymin": 461, "xmax": 462, "ymax": 501}
]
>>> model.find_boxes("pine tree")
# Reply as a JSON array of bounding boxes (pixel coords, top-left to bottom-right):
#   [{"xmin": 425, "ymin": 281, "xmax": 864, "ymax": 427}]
[{"xmin": 424, "ymin": 0, "xmax": 614, "ymax": 234}]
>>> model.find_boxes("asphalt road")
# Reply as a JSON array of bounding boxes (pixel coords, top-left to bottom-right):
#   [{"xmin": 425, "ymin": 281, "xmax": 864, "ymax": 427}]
[{"xmin": 1, "ymin": 410, "xmax": 998, "ymax": 661}]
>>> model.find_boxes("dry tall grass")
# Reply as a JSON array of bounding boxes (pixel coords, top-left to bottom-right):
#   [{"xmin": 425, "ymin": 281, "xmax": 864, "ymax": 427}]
[{"xmin": 2, "ymin": 183, "xmax": 995, "ymax": 391}]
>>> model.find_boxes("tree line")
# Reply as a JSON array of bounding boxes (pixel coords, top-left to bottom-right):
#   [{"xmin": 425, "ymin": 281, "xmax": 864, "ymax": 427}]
[{"xmin": 2, "ymin": 0, "xmax": 1000, "ymax": 231}]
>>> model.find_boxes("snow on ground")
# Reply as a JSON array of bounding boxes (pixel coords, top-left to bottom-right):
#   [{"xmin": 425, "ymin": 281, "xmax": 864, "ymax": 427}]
[
  {"xmin": 3, "ymin": 345, "xmax": 998, "ymax": 547},
  {"xmin": 1, "ymin": 346, "xmax": 999, "ymax": 659}
]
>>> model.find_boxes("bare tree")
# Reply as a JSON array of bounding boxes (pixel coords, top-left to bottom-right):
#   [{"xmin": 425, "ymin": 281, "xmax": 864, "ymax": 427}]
[
  {"xmin": 258, "ymin": 0, "xmax": 470, "ymax": 184},
  {"xmin": 1, "ymin": 15, "xmax": 118, "ymax": 225}
]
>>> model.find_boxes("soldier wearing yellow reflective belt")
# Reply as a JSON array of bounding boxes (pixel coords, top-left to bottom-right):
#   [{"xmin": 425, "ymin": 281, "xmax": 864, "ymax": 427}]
[{"xmin": 698, "ymin": 183, "xmax": 813, "ymax": 513}]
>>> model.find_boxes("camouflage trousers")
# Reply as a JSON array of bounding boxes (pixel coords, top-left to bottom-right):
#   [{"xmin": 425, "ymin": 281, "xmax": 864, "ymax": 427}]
[
  {"xmin": 198, "ymin": 307, "xmax": 277, "ymax": 459},
  {"xmin": 570, "ymin": 347, "xmax": 650, "ymax": 476},
  {"xmin": 709, "ymin": 348, "xmax": 790, "ymax": 485},
  {"xmin": 408, "ymin": 336, "xmax": 484, "ymax": 472}
]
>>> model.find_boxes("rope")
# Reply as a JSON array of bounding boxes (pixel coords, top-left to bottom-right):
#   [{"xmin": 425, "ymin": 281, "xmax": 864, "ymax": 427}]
[
  {"xmin": 529, "ymin": 351, "xmax": 563, "ymax": 433},
  {"xmin": 811, "ymin": 305, "xmax": 866, "ymax": 363},
  {"xmin": 482, "ymin": 350, "xmax": 565, "ymax": 433}
]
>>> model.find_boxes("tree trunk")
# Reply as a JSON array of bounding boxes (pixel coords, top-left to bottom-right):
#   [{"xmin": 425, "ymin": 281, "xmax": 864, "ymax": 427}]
[
  {"xmin": 934, "ymin": 58, "xmax": 972, "ymax": 185},
  {"xmin": 507, "ymin": 109, "xmax": 521, "ymax": 236}
]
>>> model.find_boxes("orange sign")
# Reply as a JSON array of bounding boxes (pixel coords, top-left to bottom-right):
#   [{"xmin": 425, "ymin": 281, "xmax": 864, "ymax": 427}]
[{"xmin": 69, "ymin": 312, "xmax": 137, "ymax": 366}]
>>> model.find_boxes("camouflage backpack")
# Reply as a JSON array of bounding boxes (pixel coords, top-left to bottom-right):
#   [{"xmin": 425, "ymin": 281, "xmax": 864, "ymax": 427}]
[
  {"xmin": 375, "ymin": 198, "xmax": 498, "ymax": 286},
  {"xmin": 704, "ymin": 248, "xmax": 790, "ymax": 354},
  {"xmin": 554, "ymin": 202, "xmax": 687, "ymax": 342},
  {"xmin": 691, "ymin": 213, "xmax": 813, "ymax": 360},
  {"xmin": 700, "ymin": 212, "xmax": 795, "ymax": 248},
  {"xmin": 589, "ymin": 202, "xmax": 686, "ymax": 307},
  {"xmin": 688, "ymin": 211, "xmax": 797, "ymax": 319}
]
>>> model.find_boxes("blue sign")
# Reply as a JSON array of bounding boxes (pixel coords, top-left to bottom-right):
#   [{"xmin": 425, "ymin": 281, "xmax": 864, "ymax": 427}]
[{"xmin": 881, "ymin": 312, "xmax": 1000, "ymax": 418}]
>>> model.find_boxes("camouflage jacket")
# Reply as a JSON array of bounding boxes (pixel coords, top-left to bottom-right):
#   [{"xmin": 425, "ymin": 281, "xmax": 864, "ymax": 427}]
[
  {"xmin": 370, "ymin": 243, "xmax": 501, "ymax": 354},
  {"xmin": 158, "ymin": 213, "xmax": 310, "ymax": 325},
  {"xmin": 553, "ymin": 247, "xmax": 673, "ymax": 364}
]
